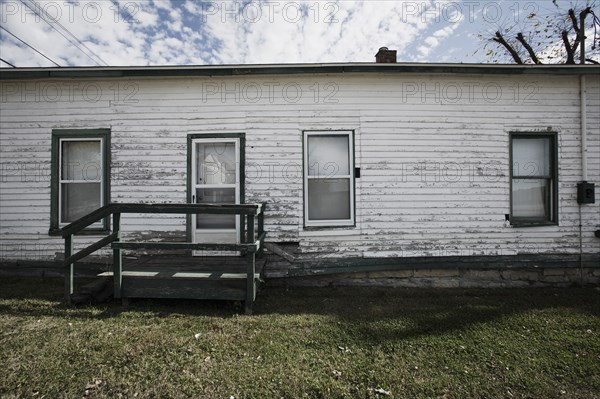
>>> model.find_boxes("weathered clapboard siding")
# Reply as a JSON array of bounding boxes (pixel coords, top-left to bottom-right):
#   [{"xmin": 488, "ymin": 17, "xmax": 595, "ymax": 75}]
[
  {"xmin": 582, "ymin": 76, "xmax": 600, "ymax": 255},
  {"xmin": 0, "ymin": 72, "xmax": 598, "ymax": 264}
]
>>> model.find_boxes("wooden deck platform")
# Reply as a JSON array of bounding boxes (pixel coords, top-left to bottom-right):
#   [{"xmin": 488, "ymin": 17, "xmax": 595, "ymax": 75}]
[
  {"xmin": 99, "ymin": 255, "xmax": 266, "ymax": 302},
  {"xmin": 60, "ymin": 203, "xmax": 268, "ymax": 312}
]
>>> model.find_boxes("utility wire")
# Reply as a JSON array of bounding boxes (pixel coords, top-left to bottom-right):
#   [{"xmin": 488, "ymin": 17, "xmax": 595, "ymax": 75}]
[
  {"xmin": 19, "ymin": 0, "xmax": 109, "ymax": 66},
  {"xmin": 20, "ymin": 0, "xmax": 106, "ymax": 66},
  {"xmin": 0, "ymin": 57, "xmax": 17, "ymax": 67},
  {"xmin": 0, "ymin": 26, "xmax": 61, "ymax": 67}
]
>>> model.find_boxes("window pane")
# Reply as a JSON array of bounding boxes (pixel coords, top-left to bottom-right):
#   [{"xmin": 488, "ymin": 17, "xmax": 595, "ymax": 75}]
[
  {"xmin": 307, "ymin": 135, "xmax": 350, "ymax": 177},
  {"xmin": 61, "ymin": 183, "xmax": 101, "ymax": 223},
  {"xmin": 308, "ymin": 179, "xmax": 351, "ymax": 221},
  {"xmin": 512, "ymin": 179, "xmax": 550, "ymax": 219},
  {"xmin": 196, "ymin": 142, "xmax": 236, "ymax": 185},
  {"xmin": 195, "ymin": 188, "xmax": 236, "ymax": 229},
  {"xmin": 62, "ymin": 141, "xmax": 101, "ymax": 181},
  {"xmin": 512, "ymin": 138, "xmax": 550, "ymax": 177}
]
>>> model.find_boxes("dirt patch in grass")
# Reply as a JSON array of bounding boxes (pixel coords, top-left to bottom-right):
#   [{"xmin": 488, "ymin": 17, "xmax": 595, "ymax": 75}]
[{"xmin": 1, "ymin": 277, "xmax": 599, "ymax": 398}]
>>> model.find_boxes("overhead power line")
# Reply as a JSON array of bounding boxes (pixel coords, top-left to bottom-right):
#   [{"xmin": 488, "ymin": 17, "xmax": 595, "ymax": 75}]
[
  {"xmin": 1, "ymin": 26, "xmax": 61, "ymax": 67},
  {"xmin": 19, "ymin": 0, "xmax": 109, "ymax": 66},
  {"xmin": 0, "ymin": 57, "xmax": 17, "ymax": 68}
]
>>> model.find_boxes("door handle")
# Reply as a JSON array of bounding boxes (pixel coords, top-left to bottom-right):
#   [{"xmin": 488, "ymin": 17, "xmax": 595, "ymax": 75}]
[{"xmin": 192, "ymin": 194, "xmax": 195, "ymax": 203}]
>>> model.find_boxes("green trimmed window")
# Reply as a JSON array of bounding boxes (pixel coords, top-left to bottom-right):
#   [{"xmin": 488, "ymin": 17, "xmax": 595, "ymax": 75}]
[
  {"xmin": 510, "ymin": 132, "xmax": 558, "ymax": 226},
  {"xmin": 50, "ymin": 129, "xmax": 110, "ymax": 234},
  {"xmin": 303, "ymin": 130, "xmax": 355, "ymax": 227}
]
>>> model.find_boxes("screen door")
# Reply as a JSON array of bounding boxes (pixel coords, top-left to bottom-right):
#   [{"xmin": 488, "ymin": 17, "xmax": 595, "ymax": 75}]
[{"xmin": 191, "ymin": 138, "xmax": 240, "ymax": 256}]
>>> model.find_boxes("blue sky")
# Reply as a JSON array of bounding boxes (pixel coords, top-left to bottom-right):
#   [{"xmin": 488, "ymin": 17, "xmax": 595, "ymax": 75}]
[{"xmin": 0, "ymin": 0, "xmax": 597, "ymax": 67}]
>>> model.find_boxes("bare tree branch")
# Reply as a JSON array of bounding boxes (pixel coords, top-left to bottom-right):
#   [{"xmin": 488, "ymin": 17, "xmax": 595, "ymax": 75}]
[
  {"xmin": 486, "ymin": 5, "xmax": 599, "ymax": 64},
  {"xmin": 579, "ymin": 7, "xmax": 592, "ymax": 64},
  {"xmin": 568, "ymin": 9, "xmax": 582, "ymax": 57},
  {"xmin": 567, "ymin": 7, "xmax": 593, "ymax": 64},
  {"xmin": 493, "ymin": 31, "xmax": 523, "ymax": 64},
  {"xmin": 516, "ymin": 33, "xmax": 542, "ymax": 64},
  {"xmin": 562, "ymin": 30, "xmax": 576, "ymax": 64},
  {"xmin": 569, "ymin": 9, "xmax": 580, "ymax": 35}
]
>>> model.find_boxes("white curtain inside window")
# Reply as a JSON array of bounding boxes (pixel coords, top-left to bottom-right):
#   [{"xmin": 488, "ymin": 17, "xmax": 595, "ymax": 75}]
[
  {"xmin": 512, "ymin": 179, "xmax": 548, "ymax": 218},
  {"xmin": 307, "ymin": 135, "xmax": 349, "ymax": 177},
  {"xmin": 512, "ymin": 138, "xmax": 550, "ymax": 177},
  {"xmin": 308, "ymin": 179, "xmax": 350, "ymax": 220},
  {"xmin": 196, "ymin": 142, "xmax": 236, "ymax": 184},
  {"xmin": 61, "ymin": 141, "xmax": 101, "ymax": 181},
  {"xmin": 60, "ymin": 140, "xmax": 102, "ymax": 223},
  {"xmin": 61, "ymin": 183, "xmax": 101, "ymax": 222}
]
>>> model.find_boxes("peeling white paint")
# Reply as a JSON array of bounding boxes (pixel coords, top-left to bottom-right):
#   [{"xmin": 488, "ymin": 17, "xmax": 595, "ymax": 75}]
[{"xmin": 0, "ymin": 73, "xmax": 598, "ymax": 262}]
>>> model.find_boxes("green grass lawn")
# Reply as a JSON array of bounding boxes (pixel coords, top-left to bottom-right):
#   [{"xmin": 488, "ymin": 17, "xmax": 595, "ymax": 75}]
[{"xmin": 0, "ymin": 277, "xmax": 599, "ymax": 399}]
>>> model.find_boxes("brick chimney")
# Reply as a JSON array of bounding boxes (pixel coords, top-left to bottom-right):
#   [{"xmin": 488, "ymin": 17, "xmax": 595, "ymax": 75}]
[{"xmin": 375, "ymin": 47, "xmax": 397, "ymax": 63}]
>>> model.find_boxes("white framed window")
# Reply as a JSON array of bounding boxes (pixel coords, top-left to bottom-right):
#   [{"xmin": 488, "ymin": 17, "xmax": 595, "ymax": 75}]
[
  {"xmin": 303, "ymin": 131, "xmax": 355, "ymax": 227},
  {"xmin": 510, "ymin": 132, "xmax": 558, "ymax": 226},
  {"xmin": 50, "ymin": 129, "xmax": 110, "ymax": 234},
  {"xmin": 59, "ymin": 138, "xmax": 103, "ymax": 225}
]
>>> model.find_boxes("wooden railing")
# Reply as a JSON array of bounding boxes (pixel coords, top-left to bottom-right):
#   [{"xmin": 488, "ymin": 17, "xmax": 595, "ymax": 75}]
[{"xmin": 60, "ymin": 203, "xmax": 266, "ymax": 313}]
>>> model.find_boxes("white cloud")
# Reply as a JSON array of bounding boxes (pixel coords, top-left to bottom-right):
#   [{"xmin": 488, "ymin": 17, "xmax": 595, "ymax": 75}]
[
  {"xmin": 1, "ymin": 0, "xmax": 551, "ymax": 68},
  {"xmin": 153, "ymin": 0, "xmax": 173, "ymax": 12},
  {"xmin": 196, "ymin": 1, "xmax": 439, "ymax": 64}
]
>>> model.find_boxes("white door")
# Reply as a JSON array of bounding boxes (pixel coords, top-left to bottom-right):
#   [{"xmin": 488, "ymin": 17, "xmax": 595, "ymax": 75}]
[{"xmin": 191, "ymin": 138, "xmax": 240, "ymax": 256}]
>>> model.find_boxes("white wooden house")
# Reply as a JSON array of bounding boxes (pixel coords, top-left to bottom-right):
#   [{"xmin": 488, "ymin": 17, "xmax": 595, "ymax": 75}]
[{"xmin": 1, "ymin": 58, "xmax": 599, "ymax": 291}]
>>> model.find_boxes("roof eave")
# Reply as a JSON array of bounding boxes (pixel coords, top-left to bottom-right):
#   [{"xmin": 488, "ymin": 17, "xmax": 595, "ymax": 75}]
[{"xmin": 1, "ymin": 63, "xmax": 598, "ymax": 80}]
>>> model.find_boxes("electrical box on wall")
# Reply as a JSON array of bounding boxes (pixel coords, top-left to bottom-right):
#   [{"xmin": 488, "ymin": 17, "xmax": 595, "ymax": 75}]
[{"xmin": 577, "ymin": 181, "xmax": 595, "ymax": 204}]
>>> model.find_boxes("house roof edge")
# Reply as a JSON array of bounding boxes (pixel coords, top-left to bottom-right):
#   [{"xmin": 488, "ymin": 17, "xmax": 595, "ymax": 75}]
[{"xmin": 1, "ymin": 62, "xmax": 598, "ymax": 80}]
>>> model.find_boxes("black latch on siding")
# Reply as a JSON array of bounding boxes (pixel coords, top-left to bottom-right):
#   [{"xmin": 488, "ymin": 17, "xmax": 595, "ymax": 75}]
[{"xmin": 355, "ymin": 167, "xmax": 361, "ymax": 178}]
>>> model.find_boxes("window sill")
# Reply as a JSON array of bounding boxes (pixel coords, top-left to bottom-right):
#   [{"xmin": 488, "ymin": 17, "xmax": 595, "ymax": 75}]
[
  {"xmin": 49, "ymin": 228, "xmax": 111, "ymax": 237},
  {"xmin": 301, "ymin": 226, "xmax": 358, "ymax": 237},
  {"xmin": 509, "ymin": 222, "xmax": 557, "ymax": 228},
  {"xmin": 303, "ymin": 223, "xmax": 356, "ymax": 230}
]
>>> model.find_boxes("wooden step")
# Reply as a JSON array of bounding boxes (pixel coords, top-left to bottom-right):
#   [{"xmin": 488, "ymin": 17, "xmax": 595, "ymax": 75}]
[
  {"xmin": 98, "ymin": 271, "xmax": 261, "ymax": 279},
  {"xmin": 101, "ymin": 255, "xmax": 265, "ymax": 302},
  {"xmin": 115, "ymin": 272, "xmax": 253, "ymax": 301}
]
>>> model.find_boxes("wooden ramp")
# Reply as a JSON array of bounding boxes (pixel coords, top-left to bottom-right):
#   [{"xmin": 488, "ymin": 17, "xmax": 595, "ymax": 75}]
[{"xmin": 99, "ymin": 256, "xmax": 266, "ymax": 302}]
